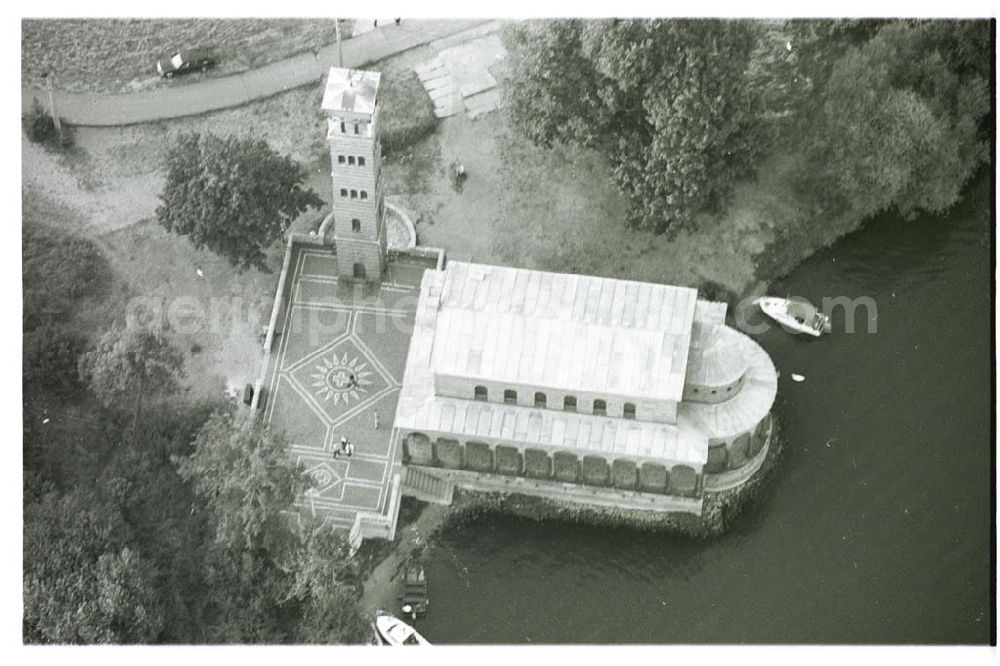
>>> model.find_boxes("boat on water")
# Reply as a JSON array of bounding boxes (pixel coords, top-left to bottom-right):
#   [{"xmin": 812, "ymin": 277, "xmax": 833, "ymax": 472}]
[
  {"xmin": 755, "ymin": 297, "xmax": 832, "ymax": 337},
  {"xmin": 372, "ymin": 612, "xmax": 431, "ymax": 646},
  {"xmin": 399, "ymin": 564, "xmax": 429, "ymax": 619}
]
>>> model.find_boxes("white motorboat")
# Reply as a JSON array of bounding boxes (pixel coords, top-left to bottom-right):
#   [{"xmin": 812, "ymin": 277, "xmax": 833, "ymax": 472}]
[
  {"xmin": 372, "ymin": 612, "xmax": 431, "ymax": 646},
  {"xmin": 755, "ymin": 297, "xmax": 832, "ymax": 337}
]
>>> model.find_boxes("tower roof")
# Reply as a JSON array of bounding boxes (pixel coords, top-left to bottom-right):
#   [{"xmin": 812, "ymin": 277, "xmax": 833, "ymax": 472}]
[{"xmin": 322, "ymin": 67, "xmax": 381, "ymax": 115}]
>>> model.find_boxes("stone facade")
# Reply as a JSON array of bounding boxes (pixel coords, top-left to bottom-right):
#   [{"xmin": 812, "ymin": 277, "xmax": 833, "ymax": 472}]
[
  {"xmin": 401, "ymin": 432, "xmax": 718, "ymax": 501},
  {"xmin": 322, "ymin": 68, "xmax": 387, "ymax": 282}
]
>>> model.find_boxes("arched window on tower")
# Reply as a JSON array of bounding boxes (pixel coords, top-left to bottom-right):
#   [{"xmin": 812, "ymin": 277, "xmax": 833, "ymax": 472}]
[
  {"xmin": 358, "ymin": 156, "xmax": 366, "ymax": 167},
  {"xmin": 340, "ymin": 188, "xmax": 348, "ymax": 197},
  {"xmin": 351, "ymin": 219, "xmax": 361, "ymax": 232},
  {"xmin": 348, "ymin": 156, "xmax": 355, "ymax": 165},
  {"xmin": 337, "ymin": 155, "xmax": 345, "ymax": 164},
  {"xmin": 564, "ymin": 396, "xmax": 577, "ymax": 412},
  {"xmin": 353, "ymin": 122, "xmax": 359, "ymax": 135},
  {"xmin": 360, "ymin": 191, "xmax": 368, "ymax": 200},
  {"xmin": 474, "ymin": 386, "xmax": 487, "ymax": 401},
  {"xmin": 623, "ymin": 403, "xmax": 636, "ymax": 420},
  {"xmin": 340, "ymin": 121, "xmax": 345, "ymax": 133},
  {"xmin": 534, "ymin": 392, "xmax": 547, "ymax": 408},
  {"xmin": 350, "ymin": 190, "xmax": 357, "ymax": 199},
  {"xmin": 503, "ymin": 389, "xmax": 518, "ymax": 405},
  {"xmin": 593, "ymin": 399, "xmax": 607, "ymax": 416}
]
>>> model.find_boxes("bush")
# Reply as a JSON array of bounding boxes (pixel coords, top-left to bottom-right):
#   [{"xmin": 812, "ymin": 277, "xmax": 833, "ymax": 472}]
[
  {"xmin": 379, "ymin": 68, "xmax": 436, "ymax": 157},
  {"xmin": 698, "ymin": 280, "xmax": 739, "ymax": 309},
  {"xmin": 23, "ymin": 223, "xmax": 111, "ymax": 330},
  {"xmin": 24, "ymin": 99, "xmax": 57, "ymax": 143},
  {"xmin": 23, "ymin": 323, "xmax": 87, "ymax": 397},
  {"xmin": 23, "ymin": 99, "xmax": 73, "ymax": 149}
]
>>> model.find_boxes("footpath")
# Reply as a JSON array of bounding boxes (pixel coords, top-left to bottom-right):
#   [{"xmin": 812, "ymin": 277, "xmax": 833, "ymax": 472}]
[{"xmin": 21, "ymin": 19, "xmax": 491, "ymax": 127}]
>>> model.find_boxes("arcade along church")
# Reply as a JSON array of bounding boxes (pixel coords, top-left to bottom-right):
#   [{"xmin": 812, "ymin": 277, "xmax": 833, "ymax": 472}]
[{"xmin": 264, "ymin": 67, "xmax": 778, "ymax": 546}]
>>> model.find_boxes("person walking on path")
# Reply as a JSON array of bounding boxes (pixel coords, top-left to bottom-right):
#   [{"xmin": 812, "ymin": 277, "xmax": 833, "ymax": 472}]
[
  {"xmin": 334, "ymin": 436, "xmax": 351, "ymax": 458},
  {"xmin": 373, "ymin": 409, "xmax": 381, "ymax": 430}
]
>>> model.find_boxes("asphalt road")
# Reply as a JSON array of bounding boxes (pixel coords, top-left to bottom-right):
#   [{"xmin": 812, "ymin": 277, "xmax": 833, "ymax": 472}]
[{"xmin": 21, "ymin": 19, "xmax": 492, "ymax": 127}]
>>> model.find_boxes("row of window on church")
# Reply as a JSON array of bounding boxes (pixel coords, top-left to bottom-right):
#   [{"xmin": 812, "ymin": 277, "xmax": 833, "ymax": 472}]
[
  {"xmin": 337, "ymin": 155, "xmax": 367, "ymax": 167},
  {"xmin": 473, "ymin": 386, "xmax": 636, "ymax": 419},
  {"xmin": 339, "ymin": 188, "xmax": 369, "ymax": 200}
]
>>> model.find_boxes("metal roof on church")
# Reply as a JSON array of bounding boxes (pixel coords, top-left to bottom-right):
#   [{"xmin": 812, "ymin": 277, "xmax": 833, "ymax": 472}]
[
  {"xmin": 685, "ymin": 321, "xmax": 749, "ymax": 388},
  {"xmin": 395, "ymin": 270, "xmax": 708, "ymax": 465},
  {"xmin": 679, "ymin": 329, "xmax": 777, "ymax": 441},
  {"xmin": 322, "ymin": 67, "xmax": 380, "ymax": 115},
  {"xmin": 428, "ymin": 262, "xmax": 698, "ymax": 402}
]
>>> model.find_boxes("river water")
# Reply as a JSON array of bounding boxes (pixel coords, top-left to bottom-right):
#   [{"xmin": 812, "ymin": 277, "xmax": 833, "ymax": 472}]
[{"xmin": 414, "ymin": 174, "xmax": 992, "ymax": 644}]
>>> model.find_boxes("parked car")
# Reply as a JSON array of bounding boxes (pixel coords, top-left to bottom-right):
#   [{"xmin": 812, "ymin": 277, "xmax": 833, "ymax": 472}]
[{"xmin": 156, "ymin": 48, "xmax": 216, "ymax": 78}]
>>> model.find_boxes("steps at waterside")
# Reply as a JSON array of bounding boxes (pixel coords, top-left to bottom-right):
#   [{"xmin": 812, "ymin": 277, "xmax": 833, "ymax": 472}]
[{"xmin": 402, "ymin": 466, "xmax": 455, "ymax": 505}]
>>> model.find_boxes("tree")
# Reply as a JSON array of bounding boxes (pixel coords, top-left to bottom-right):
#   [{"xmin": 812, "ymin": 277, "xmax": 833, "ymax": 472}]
[
  {"xmin": 175, "ymin": 411, "xmax": 308, "ymax": 642},
  {"xmin": 78, "ymin": 322, "xmax": 184, "ymax": 432},
  {"xmin": 287, "ymin": 521, "xmax": 369, "ymax": 644},
  {"xmin": 23, "ymin": 322, "xmax": 86, "ymax": 397},
  {"xmin": 23, "ymin": 98, "xmax": 72, "ymax": 148},
  {"xmin": 174, "ymin": 411, "xmax": 370, "ymax": 643},
  {"xmin": 806, "ymin": 20, "xmax": 990, "ymax": 220},
  {"xmin": 24, "ymin": 490, "xmax": 164, "ymax": 644},
  {"xmin": 23, "ymin": 221, "xmax": 110, "ymax": 331},
  {"xmin": 503, "ymin": 19, "xmax": 763, "ymax": 233},
  {"xmin": 176, "ymin": 411, "xmax": 307, "ymax": 553},
  {"xmin": 156, "ymin": 133, "xmax": 323, "ymax": 271}
]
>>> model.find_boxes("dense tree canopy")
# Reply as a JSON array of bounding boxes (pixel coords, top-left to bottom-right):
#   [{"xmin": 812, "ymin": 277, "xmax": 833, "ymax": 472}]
[
  {"xmin": 22, "ymin": 222, "xmax": 110, "ymax": 332},
  {"xmin": 78, "ymin": 322, "xmax": 184, "ymax": 430},
  {"xmin": 174, "ymin": 411, "xmax": 365, "ymax": 643},
  {"xmin": 24, "ymin": 490, "xmax": 164, "ymax": 644},
  {"xmin": 176, "ymin": 412, "xmax": 306, "ymax": 553},
  {"xmin": 25, "ymin": 402, "xmax": 369, "ymax": 644},
  {"xmin": 23, "ymin": 322, "xmax": 86, "ymax": 397},
  {"xmin": 156, "ymin": 133, "xmax": 323, "ymax": 270},
  {"xmin": 503, "ymin": 18, "xmax": 990, "ymax": 234},
  {"xmin": 804, "ymin": 20, "xmax": 990, "ymax": 219},
  {"xmin": 287, "ymin": 522, "xmax": 370, "ymax": 644},
  {"xmin": 503, "ymin": 19, "xmax": 763, "ymax": 233}
]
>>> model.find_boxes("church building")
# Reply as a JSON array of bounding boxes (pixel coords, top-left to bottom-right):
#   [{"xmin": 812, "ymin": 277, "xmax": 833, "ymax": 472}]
[{"xmin": 301, "ymin": 66, "xmax": 778, "ymax": 536}]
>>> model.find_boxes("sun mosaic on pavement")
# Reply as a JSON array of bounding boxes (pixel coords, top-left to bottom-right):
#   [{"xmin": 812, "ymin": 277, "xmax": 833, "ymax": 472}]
[
  {"xmin": 309, "ymin": 352, "xmax": 373, "ymax": 405},
  {"xmin": 285, "ymin": 336, "xmax": 394, "ymax": 427},
  {"xmin": 261, "ymin": 247, "xmax": 424, "ymax": 530}
]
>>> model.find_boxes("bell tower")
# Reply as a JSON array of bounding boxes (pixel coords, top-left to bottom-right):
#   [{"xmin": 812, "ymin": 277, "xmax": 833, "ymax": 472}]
[{"xmin": 322, "ymin": 67, "xmax": 387, "ymax": 283}]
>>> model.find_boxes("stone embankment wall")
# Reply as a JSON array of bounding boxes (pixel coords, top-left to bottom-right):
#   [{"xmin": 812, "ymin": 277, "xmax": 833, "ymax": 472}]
[{"xmin": 440, "ymin": 420, "xmax": 784, "ymax": 538}]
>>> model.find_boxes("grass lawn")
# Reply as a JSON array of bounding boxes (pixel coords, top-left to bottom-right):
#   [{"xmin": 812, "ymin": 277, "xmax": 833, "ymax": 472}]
[
  {"xmin": 380, "ymin": 108, "xmax": 807, "ymax": 296},
  {"xmin": 24, "ymin": 182, "xmax": 278, "ymax": 405},
  {"xmin": 22, "ymin": 43, "xmax": 439, "ymax": 407},
  {"xmin": 22, "ymin": 18, "xmax": 353, "ymax": 94}
]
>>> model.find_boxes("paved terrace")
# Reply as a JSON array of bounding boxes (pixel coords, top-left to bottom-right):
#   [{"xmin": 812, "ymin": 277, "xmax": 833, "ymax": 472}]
[{"xmin": 260, "ymin": 245, "xmax": 424, "ymax": 530}]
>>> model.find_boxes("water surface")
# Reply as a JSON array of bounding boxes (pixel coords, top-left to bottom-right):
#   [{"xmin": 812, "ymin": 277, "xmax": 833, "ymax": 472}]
[{"xmin": 415, "ymin": 175, "xmax": 992, "ymax": 644}]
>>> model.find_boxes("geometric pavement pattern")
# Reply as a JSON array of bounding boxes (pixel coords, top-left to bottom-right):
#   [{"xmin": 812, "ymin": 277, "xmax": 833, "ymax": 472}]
[{"xmin": 262, "ymin": 248, "xmax": 422, "ymax": 530}]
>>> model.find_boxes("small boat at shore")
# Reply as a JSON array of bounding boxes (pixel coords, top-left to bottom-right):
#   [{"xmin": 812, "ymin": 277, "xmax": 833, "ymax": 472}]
[
  {"xmin": 373, "ymin": 612, "xmax": 431, "ymax": 646},
  {"xmin": 399, "ymin": 564, "xmax": 429, "ymax": 619},
  {"xmin": 755, "ymin": 297, "xmax": 832, "ymax": 337}
]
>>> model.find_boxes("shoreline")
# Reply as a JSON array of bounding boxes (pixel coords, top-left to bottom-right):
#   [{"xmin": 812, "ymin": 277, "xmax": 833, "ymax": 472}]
[
  {"xmin": 359, "ymin": 421, "xmax": 786, "ymax": 612},
  {"xmin": 440, "ymin": 419, "xmax": 785, "ymax": 539}
]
